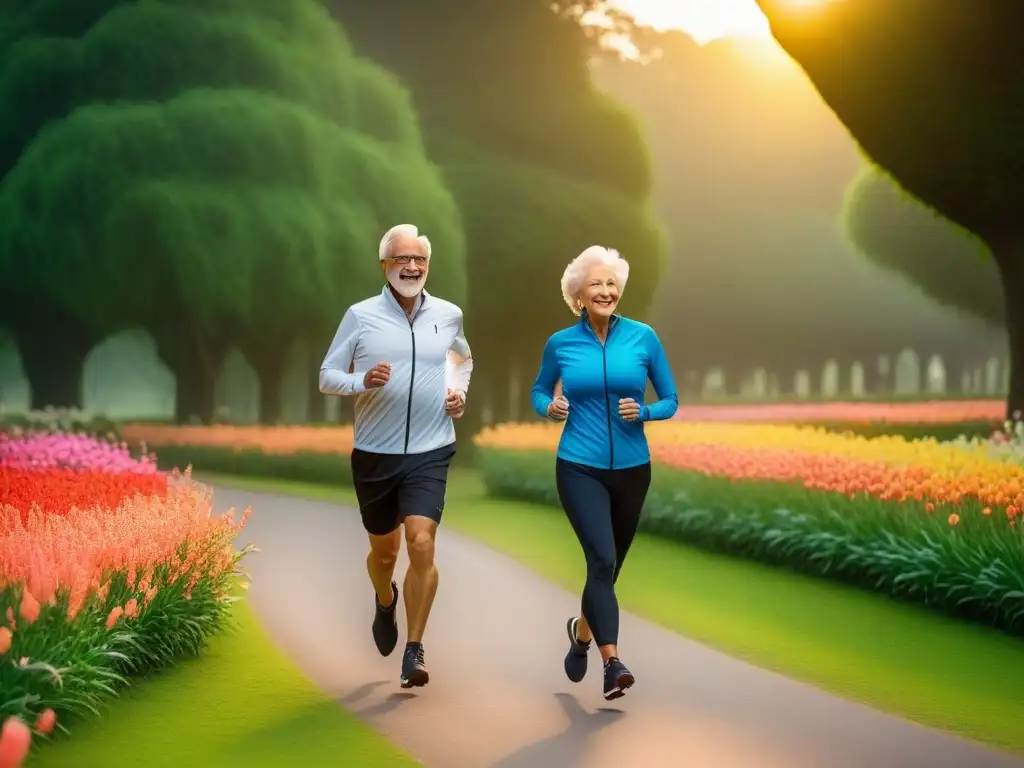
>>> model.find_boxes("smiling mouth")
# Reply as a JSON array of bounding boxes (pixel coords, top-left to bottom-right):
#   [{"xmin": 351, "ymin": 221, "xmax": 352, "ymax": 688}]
[
  {"xmin": 594, "ymin": 298, "xmax": 614, "ymax": 307},
  {"xmin": 399, "ymin": 273, "xmax": 422, "ymax": 281}
]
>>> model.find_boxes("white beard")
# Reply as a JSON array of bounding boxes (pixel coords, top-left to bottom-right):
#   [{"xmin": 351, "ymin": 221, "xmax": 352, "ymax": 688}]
[{"xmin": 387, "ymin": 267, "xmax": 425, "ymax": 298}]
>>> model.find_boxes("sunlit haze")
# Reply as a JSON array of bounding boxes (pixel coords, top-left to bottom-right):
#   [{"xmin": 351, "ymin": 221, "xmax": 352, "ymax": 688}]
[{"xmin": 613, "ymin": 0, "xmax": 772, "ymax": 44}]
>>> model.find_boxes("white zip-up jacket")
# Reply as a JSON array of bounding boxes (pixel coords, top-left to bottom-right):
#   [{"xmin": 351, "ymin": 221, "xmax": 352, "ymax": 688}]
[{"xmin": 319, "ymin": 287, "xmax": 473, "ymax": 455}]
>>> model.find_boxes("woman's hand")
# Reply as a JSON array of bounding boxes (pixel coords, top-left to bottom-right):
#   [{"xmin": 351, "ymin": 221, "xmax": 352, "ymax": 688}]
[
  {"xmin": 547, "ymin": 395, "xmax": 569, "ymax": 421},
  {"xmin": 618, "ymin": 397, "xmax": 641, "ymax": 422}
]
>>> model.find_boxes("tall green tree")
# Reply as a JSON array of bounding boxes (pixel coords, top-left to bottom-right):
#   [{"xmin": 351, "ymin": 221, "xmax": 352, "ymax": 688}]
[
  {"xmin": 755, "ymin": 0, "xmax": 1023, "ymax": 413},
  {"xmin": 843, "ymin": 166, "xmax": 1004, "ymax": 328},
  {"xmin": 325, "ymin": 0, "xmax": 664, "ymax": 422},
  {"xmin": 589, "ymin": 26, "xmax": 996, "ymax": 394},
  {"xmin": 0, "ymin": 0, "xmax": 464, "ymax": 422}
]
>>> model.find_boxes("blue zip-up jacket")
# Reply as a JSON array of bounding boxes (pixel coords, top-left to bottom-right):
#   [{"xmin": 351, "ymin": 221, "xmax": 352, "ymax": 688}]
[{"xmin": 531, "ymin": 313, "xmax": 678, "ymax": 470}]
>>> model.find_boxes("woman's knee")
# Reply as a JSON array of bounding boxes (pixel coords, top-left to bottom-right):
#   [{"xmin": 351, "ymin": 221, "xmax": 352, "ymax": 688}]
[{"xmin": 586, "ymin": 551, "xmax": 617, "ymax": 583}]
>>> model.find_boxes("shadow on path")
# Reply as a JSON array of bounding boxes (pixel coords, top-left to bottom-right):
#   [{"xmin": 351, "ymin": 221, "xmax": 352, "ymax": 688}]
[{"xmin": 493, "ymin": 694, "xmax": 624, "ymax": 767}]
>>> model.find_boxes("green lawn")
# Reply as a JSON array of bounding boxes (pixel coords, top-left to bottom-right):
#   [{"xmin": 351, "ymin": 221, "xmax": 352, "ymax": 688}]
[
  {"xmin": 202, "ymin": 468, "xmax": 1024, "ymax": 755},
  {"xmin": 29, "ymin": 600, "xmax": 417, "ymax": 767}
]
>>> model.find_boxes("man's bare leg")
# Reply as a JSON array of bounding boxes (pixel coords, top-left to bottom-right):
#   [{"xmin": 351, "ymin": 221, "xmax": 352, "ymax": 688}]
[
  {"xmin": 402, "ymin": 516, "xmax": 439, "ymax": 643},
  {"xmin": 368, "ymin": 528, "xmax": 402, "ymax": 656},
  {"xmin": 368, "ymin": 528, "xmax": 401, "ymax": 605}
]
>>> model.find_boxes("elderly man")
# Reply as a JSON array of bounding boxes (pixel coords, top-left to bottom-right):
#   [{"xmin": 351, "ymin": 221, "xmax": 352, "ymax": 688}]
[{"xmin": 319, "ymin": 224, "xmax": 472, "ymax": 688}]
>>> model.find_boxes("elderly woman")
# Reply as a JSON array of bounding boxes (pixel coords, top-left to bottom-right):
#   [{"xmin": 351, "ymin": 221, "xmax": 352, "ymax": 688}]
[{"xmin": 530, "ymin": 245, "xmax": 678, "ymax": 700}]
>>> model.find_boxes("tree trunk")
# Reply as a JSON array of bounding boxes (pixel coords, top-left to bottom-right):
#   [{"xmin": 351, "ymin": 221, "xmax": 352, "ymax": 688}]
[
  {"xmin": 257, "ymin": 364, "xmax": 284, "ymax": 425},
  {"xmin": 154, "ymin": 324, "xmax": 226, "ymax": 425},
  {"xmin": 174, "ymin": 362, "xmax": 218, "ymax": 425},
  {"xmin": 14, "ymin": 314, "xmax": 98, "ymax": 410},
  {"xmin": 995, "ymin": 245, "xmax": 1024, "ymax": 418},
  {"xmin": 241, "ymin": 341, "xmax": 290, "ymax": 425},
  {"xmin": 306, "ymin": 344, "xmax": 326, "ymax": 423}
]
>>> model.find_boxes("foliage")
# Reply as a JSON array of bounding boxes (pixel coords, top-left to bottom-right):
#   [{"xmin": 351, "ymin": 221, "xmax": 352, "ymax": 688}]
[
  {"xmin": 474, "ymin": 421, "xmax": 1024, "ymax": 632},
  {"xmin": 0, "ymin": 431, "xmax": 251, "ymax": 753},
  {"xmin": 0, "ymin": 0, "xmax": 464, "ymax": 421},
  {"xmin": 327, "ymin": 0, "xmax": 664, "ymax": 416},
  {"xmin": 0, "ymin": 408, "xmax": 120, "ymax": 438},
  {"xmin": 843, "ymin": 165, "xmax": 1003, "ymax": 326},
  {"xmin": 591, "ymin": 28, "xmax": 999, "ymax": 378},
  {"xmin": 754, "ymin": 0, "xmax": 1024, "ymax": 414}
]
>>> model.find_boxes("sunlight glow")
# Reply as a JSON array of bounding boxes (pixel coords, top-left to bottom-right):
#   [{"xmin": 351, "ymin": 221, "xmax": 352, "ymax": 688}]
[
  {"xmin": 613, "ymin": 0, "xmax": 834, "ymax": 45},
  {"xmin": 612, "ymin": 0, "xmax": 772, "ymax": 45}
]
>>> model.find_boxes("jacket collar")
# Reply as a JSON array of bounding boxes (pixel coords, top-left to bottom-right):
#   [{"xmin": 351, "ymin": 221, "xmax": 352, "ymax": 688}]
[
  {"xmin": 579, "ymin": 308, "xmax": 619, "ymax": 340},
  {"xmin": 381, "ymin": 284, "xmax": 428, "ymax": 318}
]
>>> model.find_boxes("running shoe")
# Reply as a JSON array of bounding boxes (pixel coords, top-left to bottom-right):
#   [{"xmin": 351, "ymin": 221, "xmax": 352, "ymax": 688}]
[
  {"xmin": 563, "ymin": 616, "xmax": 590, "ymax": 683},
  {"xmin": 372, "ymin": 581, "xmax": 399, "ymax": 656},
  {"xmin": 400, "ymin": 642, "xmax": 429, "ymax": 688},
  {"xmin": 603, "ymin": 657, "xmax": 635, "ymax": 700}
]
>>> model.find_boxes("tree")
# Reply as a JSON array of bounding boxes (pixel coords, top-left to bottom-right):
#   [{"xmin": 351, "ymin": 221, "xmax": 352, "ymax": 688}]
[
  {"xmin": 843, "ymin": 165, "xmax": 1004, "ymax": 327},
  {"xmin": 0, "ymin": 0, "xmax": 464, "ymax": 422},
  {"xmin": 325, "ymin": 0, "xmax": 664, "ymax": 424},
  {"xmin": 588, "ymin": 26, "xmax": 998, "ymax": 394},
  {"xmin": 754, "ymin": 0, "xmax": 1024, "ymax": 413}
]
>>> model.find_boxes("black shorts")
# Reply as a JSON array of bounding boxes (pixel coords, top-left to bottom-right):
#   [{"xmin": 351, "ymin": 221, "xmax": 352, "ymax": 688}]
[{"xmin": 350, "ymin": 443, "xmax": 456, "ymax": 536}]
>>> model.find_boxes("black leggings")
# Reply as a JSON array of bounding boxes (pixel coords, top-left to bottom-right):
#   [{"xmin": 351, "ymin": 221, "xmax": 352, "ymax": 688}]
[{"xmin": 555, "ymin": 458, "xmax": 652, "ymax": 647}]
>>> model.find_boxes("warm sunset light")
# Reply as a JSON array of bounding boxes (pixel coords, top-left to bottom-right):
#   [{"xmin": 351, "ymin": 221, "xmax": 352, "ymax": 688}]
[
  {"xmin": 614, "ymin": 0, "xmax": 834, "ymax": 44},
  {"xmin": 613, "ymin": 0, "xmax": 772, "ymax": 44}
]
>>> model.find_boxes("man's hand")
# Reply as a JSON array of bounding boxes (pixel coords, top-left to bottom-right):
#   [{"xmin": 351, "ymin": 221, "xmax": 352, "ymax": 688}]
[
  {"xmin": 363, "ymin": 361, "xmax": 391, "ymax": 389},
  {"xmin": 547, "ymin": 395, "xmax": 569, "ymax": 422},
  {"xmin": 618, "ymin": 397, "xmax": 641, "ymax": 422},
  {"xmin": 445, "ymin": 388, "xmax": 466, "ymax": 418}
]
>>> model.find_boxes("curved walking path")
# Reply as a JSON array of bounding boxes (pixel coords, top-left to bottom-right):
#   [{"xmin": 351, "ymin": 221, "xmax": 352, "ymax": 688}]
[{"xmin": 222, "ymin": 485, "xmax": 1023, "ymax": 768}]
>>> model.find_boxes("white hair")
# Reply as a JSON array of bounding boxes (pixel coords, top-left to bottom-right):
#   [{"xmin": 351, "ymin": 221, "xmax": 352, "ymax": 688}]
[
  {"xmin": 378, "ymin": 224, "xmax": 431, "ymax": 261},
  {"xmin": 560, "ymin": 245, "xmax": 629, "ymax": 315}
]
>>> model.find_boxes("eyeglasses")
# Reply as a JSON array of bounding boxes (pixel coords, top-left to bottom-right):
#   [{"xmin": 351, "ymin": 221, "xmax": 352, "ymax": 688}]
[{"xmin": 390, "ymin": 255, "xmax": 428, "ymax": 266}]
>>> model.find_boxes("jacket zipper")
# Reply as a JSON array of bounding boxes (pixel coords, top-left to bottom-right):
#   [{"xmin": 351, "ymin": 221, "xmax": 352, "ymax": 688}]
[
  {"xmin": 600, "ymin": 320, "xmax": 616, "ymax": 470},
  {"xmin": 404, "ymin": 315, "xmax": 416, "ymax": 454}
]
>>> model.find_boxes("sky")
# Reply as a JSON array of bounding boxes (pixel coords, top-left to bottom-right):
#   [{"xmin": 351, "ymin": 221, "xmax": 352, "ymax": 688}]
[{"xmin": 612, "ymin": 0, "xmax": 772, "ymax": 44}]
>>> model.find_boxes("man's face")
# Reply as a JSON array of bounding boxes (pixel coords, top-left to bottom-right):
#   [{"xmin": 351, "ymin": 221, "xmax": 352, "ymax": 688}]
[{"xmin": 382, "ymin": 235, "xmax": 429, "ymax": 298}]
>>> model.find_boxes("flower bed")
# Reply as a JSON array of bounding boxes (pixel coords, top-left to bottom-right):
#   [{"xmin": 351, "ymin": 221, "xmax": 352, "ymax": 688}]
[
  {"xmin": 121, "ymin": 425, "xmax": 357, "ymax": 487},
  {"xmin": 0, "ymin": 430, "xmax": 252, "ymax": 762},
  {"xmin": 673, "ymin": 400, "xmax": 1004, "ymax": 424},
  {"xmin": 474, "ymin": 422, "xmax": 1024, "ymax": 634}
]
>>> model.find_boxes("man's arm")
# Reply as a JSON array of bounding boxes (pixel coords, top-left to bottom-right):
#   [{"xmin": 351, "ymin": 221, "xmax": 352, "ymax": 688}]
[
  {"xmin": 319, "ymin": 308, "xmax": 367, "ymax": 396},
  {"xmin": 447, "ymin": 312, "xmax": 473, "ymax": 400}
]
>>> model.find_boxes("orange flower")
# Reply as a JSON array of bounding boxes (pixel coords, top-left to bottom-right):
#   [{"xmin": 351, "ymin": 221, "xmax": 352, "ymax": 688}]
[
  {"xmin": 948, "ymin": 513, "xmax": 960, "ymax": 526},
  {"xmin": 0, "ymin": 716, "xmax": 31, "ymax": 768},
  {"xmin": 124, "ymin": 598, "xmax": 139, "ymax": 620},
  {"xmin": 105, "ymin": 606, "xmax": 123, "ymax": 630},
  {"xmin": 17, "ymin": 592, "xmax": 39, "ymax": 625},
  {"xmin": 33, "ymin": 710, "xmax": 55, "ymax": 736},
  {"xmin": 0, "ymin": 628, "xmax": 11, "ymax": 655},
  {"xmin": 121, "ymin": 424, "xmax": 355, "ymax": 456}
]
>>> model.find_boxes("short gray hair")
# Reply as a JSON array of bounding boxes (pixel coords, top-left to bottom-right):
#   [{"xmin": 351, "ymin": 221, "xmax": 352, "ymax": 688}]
[
  {"xmin": 560, "ymin": 245, "xmax": 629, "ymax": 315},
  {"xmin": 378, "ymin": 224, "xmax": 431, "ymax": 261}
]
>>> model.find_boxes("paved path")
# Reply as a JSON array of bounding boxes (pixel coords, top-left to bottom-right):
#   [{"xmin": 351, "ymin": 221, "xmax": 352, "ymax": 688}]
[{"xmin": 221, "ymin": 486, "xmax": 1023, "ymax": 768}]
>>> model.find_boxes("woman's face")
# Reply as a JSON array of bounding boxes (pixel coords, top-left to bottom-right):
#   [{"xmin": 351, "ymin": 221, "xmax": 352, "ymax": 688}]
[{"xmin": 579, "ymin": 265, "xmax": 620, "ymax": 318}]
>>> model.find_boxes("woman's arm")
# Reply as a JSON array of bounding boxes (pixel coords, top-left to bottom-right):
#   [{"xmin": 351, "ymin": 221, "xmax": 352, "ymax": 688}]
[
  {"xmin": 530, "ymin": 337, "xmax": 559, "ymax": 418},
  {"xmin": 640, "ymin": 328, "xmax": 678, "ymax": 422}
]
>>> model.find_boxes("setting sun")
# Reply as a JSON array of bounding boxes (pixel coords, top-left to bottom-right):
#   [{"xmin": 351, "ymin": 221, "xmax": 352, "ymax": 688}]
[{"xmin": 612, "ymin": 0, "xmax": 771, "ymax": 44}]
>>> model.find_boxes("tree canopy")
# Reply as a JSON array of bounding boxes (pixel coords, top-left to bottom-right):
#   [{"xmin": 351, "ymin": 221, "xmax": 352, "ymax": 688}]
[
  {"xmin": 755, "ymin": 0, "xmax": 1023, "ymax": 411},
  {"xmin": 0, "ymin": 0, "xmax": 464, "ymax": 420},
  {"xmin": 588, "ymin": 26, "xmax": 997, "ymax": 391},
  {"xmin": 326, "ymin": 0, "xmax": 664, "ymax": 419},
  {"xmin": 842, "ymin": 166, "xmax": 1003, "ymax": 328}
]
